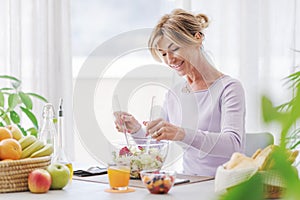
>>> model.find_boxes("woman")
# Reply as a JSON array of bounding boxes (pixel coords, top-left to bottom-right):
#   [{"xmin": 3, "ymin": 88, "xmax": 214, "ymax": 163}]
[{"xmin": 115, "ymin": 9, "xmax": 245, "ymax": 176}]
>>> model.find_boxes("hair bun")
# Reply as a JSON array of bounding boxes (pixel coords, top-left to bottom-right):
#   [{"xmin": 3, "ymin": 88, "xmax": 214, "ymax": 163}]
[{"xmin": 195, "ymin": 14, "xmax": 209, "ymax": 29}]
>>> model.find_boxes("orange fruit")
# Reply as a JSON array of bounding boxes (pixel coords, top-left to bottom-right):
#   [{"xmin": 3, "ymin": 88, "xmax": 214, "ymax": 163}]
[
  {"xmin": 0, "ymin": 138, "xmax": 22, "ymax": 160},
  {"xmin": 0, "ymin": 127, "xmax": 13, "ymax": 141}
]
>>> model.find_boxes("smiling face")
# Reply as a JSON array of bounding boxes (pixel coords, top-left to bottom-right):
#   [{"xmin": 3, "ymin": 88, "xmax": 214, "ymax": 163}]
[{"xmin": 156, "ymin": 36, "xmax": 200, "ymax": 76}]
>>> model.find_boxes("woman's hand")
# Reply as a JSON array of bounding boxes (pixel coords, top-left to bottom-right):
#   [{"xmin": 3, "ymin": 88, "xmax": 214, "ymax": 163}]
[
  {"xmin": 145, "ymin": 118, "xmax": 185, "ymax": 141},
  {"xmin": 114, "ymin": 112, "xmax": 141, "ymax": 134}
]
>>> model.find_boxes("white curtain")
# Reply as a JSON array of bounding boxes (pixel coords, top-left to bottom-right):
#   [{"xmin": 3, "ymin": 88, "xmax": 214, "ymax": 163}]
[
  {"xmin": 188, "ymin": 0, "xmax": 300, "ymax": 143},
  {"xmin": 1, "ymin": 0, "xmax": 299, "ymax": 163},
  {"xmin": 0, "ymin": 0, "xmax": 74, "ymax": 159}
]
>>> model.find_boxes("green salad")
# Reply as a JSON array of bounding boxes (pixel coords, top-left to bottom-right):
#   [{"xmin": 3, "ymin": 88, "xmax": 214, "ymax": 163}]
[{"xmin": 113, "ymin": 145, "xmax": 165, "ymax": 179}]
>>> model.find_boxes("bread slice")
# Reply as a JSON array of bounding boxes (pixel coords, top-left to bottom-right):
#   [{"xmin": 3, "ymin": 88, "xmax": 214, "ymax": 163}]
[
  {"xmin": 287, "ymin": 149, "xmax": 299, "ymax": 164},
  {"xmin": 224, "ymin": 152, "xmax": 257, "ymax": 170},
  {"xmin": 252, "ymin": 145, "xmax": 299, "ymax": 170},
  {"xmin": 253, "ymin": 145, "xmax": 275, "ymax": 170},
  {"xmin": 224, "ymin": 145, "xmax": 299, "ymax": 171},
  {"xmin": 251, "ymin": 149, "xmax": 262, "ymax": 159}
]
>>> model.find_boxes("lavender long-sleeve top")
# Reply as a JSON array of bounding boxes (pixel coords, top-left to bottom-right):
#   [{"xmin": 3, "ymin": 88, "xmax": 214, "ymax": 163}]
[{"xmin": 133, "ymin": 75, "xmax": 246, "ymax": 176}]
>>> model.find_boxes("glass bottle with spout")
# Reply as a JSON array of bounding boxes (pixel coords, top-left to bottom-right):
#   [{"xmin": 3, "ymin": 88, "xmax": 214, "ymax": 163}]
[{"xmin": 52, "ymin": 98, "xmax": 73, "ymax": 181}]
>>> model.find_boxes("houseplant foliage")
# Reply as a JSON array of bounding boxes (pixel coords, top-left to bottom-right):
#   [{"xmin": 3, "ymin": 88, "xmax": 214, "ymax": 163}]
[
  {"xmin": 0, "ymin": 75, "xmax": 48, "ymax": 137},
  {"xmin": 261, "ymin": 70, "xmax": 300, "ymax": 199},
  {"xmin": 220, "ymin": 70, "xmax": 300, "ymax": 200}
]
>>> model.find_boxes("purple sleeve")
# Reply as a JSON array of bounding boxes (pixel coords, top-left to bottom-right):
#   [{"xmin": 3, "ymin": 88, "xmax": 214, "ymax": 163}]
[{"xmin": 181, "ymin": 81, "xmax": 245, "ymax": 158}]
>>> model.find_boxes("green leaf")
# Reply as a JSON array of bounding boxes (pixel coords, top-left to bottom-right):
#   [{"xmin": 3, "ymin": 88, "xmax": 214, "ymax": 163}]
[
  {"xmin": 27, "ymin": 93, "xmax": 48, "ymax": 103},
  {"xmin": 0, "ymin": 88, "xmax": 13, "ymax": 91},
  {"xmin": 8, "ymin": 93, "xmax": 19, "ymax": 111},
  {"xmin": 0, "ymin": 122, "xmax": 4, "ymax": 127},
  {"xmin": 284, "ymin": 71, "xmax": 300, "ymax": 90},
  {"xmin": 17, "ymin": 124, "xmax": 27, "ymax": 136},
  {"xmin": 10, "ymin": 111, "xmax": 20, "ymax": 124},
  {"xmin": 277, "ymin": 100, "xmax": 293, "ymax": 112},
  {"xmin": 0, "ymin": 108, "xmax": 5, "ymax": 117},
  {"xmin": 0, "ymin": 75, "xmax": 21, "ymax": 89},
  {"xmin": 27, "ymin": 127, "xmax": 38, "ymax": 138},
  {"xmin": 2, "ymin": 113, "xmax": 11, "ymax": 125},
  {"xmin": 0, "ymin": 75, "xmax": 21, "ymax": 83},
  {"xmin": 19, "ymin": 92, "xmax": 33, "ymax": 110},
  {"xmin": 286, "ymin": 71, "xmax": 300, "ymax": 81},
  {"xmin": 0, "ymin": 109, "xmax": 10, "ymax": 125},
  {"xmin": 2, "ymin": 92, "xmax": 12, "ymax": 95},
  {"xmin": 261, "ymin": 96, "xmax": 278, "ymax": 123},
  {"xmin": 290, "ymin": 86, "xmax": 300, "ymax": 119},
  {"xmin": 0, "ymin": 91, "xmax": 4, "ymax": 107},
  {"xmin": 20, "ymin": 106, "xmax": 38, "ymax": 129},
  {"xmin": 290, "ymin": 141, "xmax": 300, "ymax": 149}
]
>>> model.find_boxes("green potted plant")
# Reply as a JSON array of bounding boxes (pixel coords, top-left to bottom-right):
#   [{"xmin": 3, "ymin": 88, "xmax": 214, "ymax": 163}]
[
  {"xmin": 0, "ymin": 75, "xmax": 48, "ymax": 137},
  {"xmin": 219, "ymin": 70, "xmax": 300, "ymax": 200},
  {"xmin": 277, "ymin": 71, "xmax": 300, "ymax": 150},
  {"xmin": 260, "ymin": 70, "xmax": 300, "ymax": 199}
]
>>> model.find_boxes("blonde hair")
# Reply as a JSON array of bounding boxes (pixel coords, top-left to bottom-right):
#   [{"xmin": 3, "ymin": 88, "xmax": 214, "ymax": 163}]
[{"xmin": 148, "ymin": 9, "xmax": 209, "ymax": 62}]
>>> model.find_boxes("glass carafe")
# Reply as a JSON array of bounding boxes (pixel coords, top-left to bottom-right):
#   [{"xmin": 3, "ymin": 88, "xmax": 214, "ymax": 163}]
[{"xmin": 39, "ymin": 103, "xmax": 57, "ymax": 154}]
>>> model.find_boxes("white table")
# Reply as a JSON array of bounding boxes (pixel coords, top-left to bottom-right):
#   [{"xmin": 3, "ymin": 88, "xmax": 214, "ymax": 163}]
[{"xmin": 1, "ymin": 179, "xmax": 218, "ymax": 200}]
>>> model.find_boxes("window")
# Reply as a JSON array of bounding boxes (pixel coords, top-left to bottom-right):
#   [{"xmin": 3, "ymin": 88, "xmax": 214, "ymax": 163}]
[{"xmin": 71, "ymin": 0, "xmax": 183, "ymax": 165}]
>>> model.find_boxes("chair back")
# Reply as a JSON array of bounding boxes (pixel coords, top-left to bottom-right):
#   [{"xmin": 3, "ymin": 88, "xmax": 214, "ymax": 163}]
[{"xmin": 245, "ymin": 132, "xmax": 274, "ymax": 157}]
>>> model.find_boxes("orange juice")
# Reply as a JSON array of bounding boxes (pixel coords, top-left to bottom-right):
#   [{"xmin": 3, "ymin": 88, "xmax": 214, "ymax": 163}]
[{"xmin": 108, "ymin": 166, "xmax": 130, "ymax": 190}]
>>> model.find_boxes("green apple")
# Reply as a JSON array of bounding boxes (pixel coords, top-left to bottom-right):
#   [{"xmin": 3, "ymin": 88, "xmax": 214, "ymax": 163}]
[{"xmin": 46, "ymin": 163, "xmax": 70, "ymax": 189}]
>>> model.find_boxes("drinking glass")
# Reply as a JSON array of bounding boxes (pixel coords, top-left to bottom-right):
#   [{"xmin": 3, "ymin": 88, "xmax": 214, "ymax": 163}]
[{"xmin": 107, "ymin": 161, "xmax": 130, "ymax": 191}]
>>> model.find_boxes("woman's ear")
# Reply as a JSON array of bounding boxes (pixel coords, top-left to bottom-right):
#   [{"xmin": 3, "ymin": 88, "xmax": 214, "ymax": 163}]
[
  {"xmin": 194, "ymin": 32, "xmax": 204, "ymax": 48},
  {"xmin": 194, "ymin": 32, "xmax": 203, "ymax": 40}
]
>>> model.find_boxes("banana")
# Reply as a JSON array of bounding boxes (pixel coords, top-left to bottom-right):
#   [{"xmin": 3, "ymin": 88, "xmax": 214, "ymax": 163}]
[
  {"xmin": 30, "ymin": 144, "xmax": 54, "ymax": 158},
  {"xmin": 21, "ymin": 140, "xmax": 44, "ymax": 159},
  {"xmin": 18, "ymin": 135, "xmax": 37, "ymax": 150}
]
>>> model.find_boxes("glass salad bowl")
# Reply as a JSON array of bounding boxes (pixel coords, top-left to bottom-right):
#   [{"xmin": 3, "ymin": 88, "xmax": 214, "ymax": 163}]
[{"xmin": 111, "ymin": 138, "xmax": 169, "ymax": 179}]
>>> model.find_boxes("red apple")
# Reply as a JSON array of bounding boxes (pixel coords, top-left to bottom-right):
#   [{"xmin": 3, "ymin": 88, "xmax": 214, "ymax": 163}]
[{"xmin": 28, "ymin": 169, "xmax": 52, "ymax": 193}]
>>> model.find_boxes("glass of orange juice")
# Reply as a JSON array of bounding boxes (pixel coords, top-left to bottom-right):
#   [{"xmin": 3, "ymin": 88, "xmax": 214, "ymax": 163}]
[{"xmin": 107, "ymin": 161, "xmax": 130, "ymax": 191}]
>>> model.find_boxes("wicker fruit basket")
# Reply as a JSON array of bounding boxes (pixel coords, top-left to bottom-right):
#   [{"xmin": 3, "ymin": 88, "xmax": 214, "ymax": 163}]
[
  {"xmin": 264, "ymin": 184, "xmax": 284, "ymax": 199},
  {"xmin": 215, "ymin": 144, "xmax": 298, "ymax": 199},
  {"xmin": 261, "ymin": 170, "xmax": 285, "ymax": 199},
  {"xmin": 0, "ymin": 156, "xmax": 51, "ymax": 193}
]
